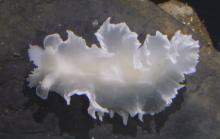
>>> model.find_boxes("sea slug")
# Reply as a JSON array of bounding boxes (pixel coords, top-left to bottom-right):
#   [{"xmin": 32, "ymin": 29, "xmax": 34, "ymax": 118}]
[{"xmin": 27, "ymin": 18, "xmax": 200, "ymax": 125}]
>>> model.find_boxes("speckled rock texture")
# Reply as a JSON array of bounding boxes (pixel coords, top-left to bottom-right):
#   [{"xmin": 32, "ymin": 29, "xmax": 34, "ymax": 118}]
[{"xmin": 0, "ymin": 0, "xmax": 220, "ymax": 139}]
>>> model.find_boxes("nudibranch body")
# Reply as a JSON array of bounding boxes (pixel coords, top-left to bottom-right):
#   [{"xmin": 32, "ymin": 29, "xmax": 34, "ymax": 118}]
[{"xmin": 27, "ymin": 18, "xmax": 200, "ymax": 125}]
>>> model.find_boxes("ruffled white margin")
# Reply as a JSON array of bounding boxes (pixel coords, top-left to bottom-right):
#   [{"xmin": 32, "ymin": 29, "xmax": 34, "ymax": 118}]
[{"xmin": 27, "ymin": 18, "xmax": 200, "ymax": 125}]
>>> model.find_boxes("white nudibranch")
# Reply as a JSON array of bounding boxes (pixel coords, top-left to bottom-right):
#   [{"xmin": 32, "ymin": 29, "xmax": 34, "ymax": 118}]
[{"xmin": 27, "ymin": 17, "xmax": 200, "ymax": 125}]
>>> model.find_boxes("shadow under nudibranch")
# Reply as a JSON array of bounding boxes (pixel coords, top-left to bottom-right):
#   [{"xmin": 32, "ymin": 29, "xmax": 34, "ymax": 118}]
[{"xmin": 23, "ymin": 80, "xmax": 185, "ymax": 138}]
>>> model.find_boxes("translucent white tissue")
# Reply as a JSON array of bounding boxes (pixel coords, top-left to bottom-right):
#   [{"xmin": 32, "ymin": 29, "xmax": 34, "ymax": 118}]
[{"xmin": 27, "ymin": 18, "xmax": 200, "ymax": 125}]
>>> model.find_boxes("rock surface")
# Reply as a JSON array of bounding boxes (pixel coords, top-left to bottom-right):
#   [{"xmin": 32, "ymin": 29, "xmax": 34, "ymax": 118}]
[
  {"xmin": 0, "ymin": 0, "xmax": 220, "ymax": 139},
  {"xmin": 158, "ymin": 0, "xmax": 213, "ymax": 48}
]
